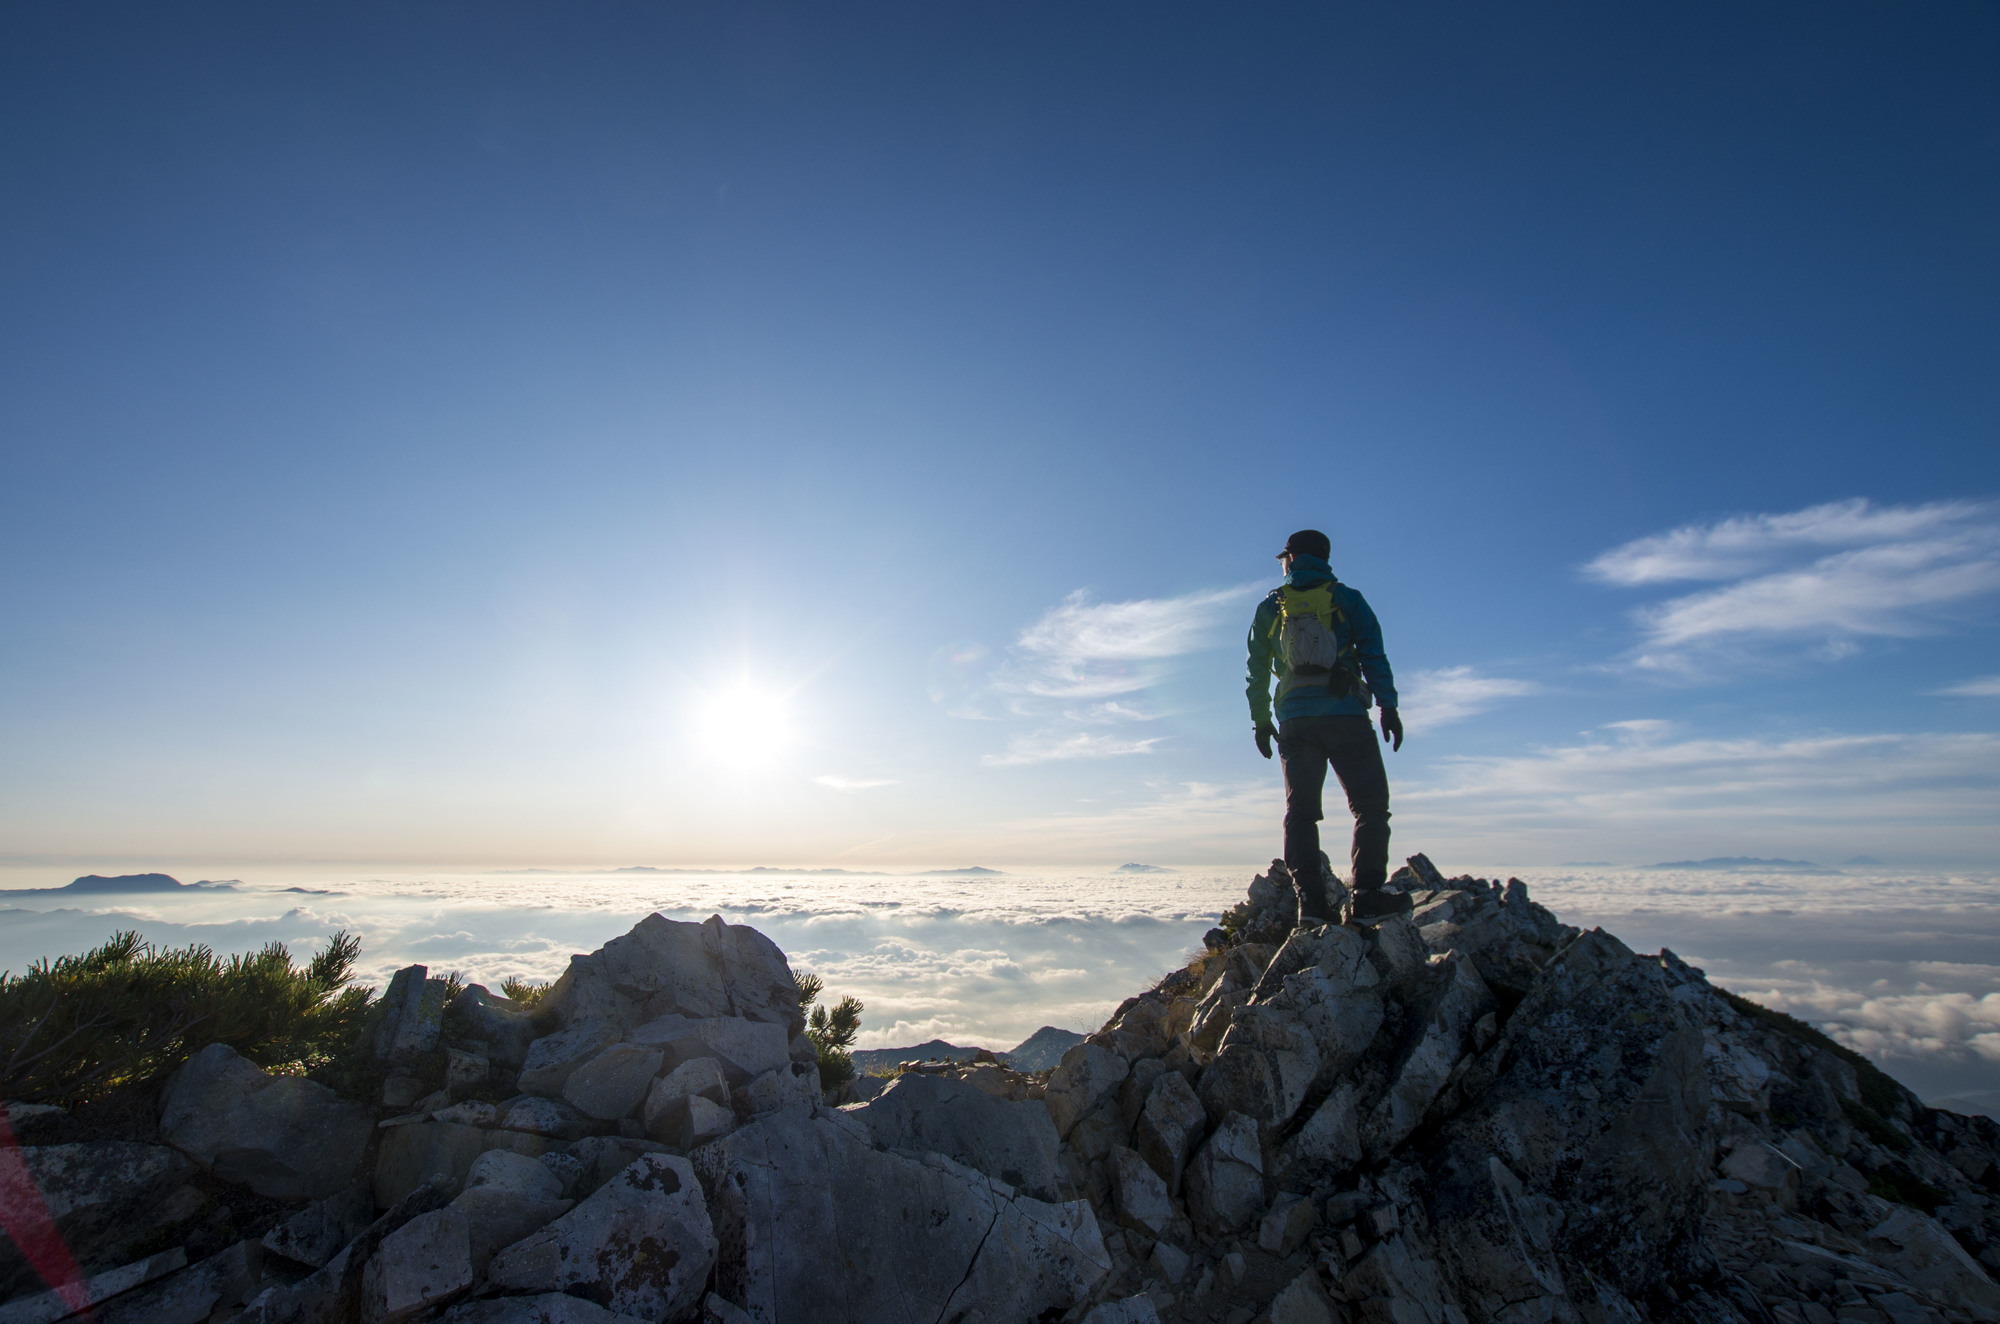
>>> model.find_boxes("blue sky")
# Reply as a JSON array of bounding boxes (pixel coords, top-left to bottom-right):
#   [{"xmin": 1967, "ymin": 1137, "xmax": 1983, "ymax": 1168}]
[{"xmin": 2, "ymin": 2, "xmax": 1997, "ymax": 870}]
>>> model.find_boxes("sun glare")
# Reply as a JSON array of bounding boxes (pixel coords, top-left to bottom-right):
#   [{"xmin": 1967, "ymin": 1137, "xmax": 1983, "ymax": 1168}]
[{"xmin": 691, "ymin": 680, "xmax": 795, "ymax": 770}]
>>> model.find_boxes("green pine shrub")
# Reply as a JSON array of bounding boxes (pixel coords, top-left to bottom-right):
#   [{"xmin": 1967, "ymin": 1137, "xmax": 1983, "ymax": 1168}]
[
  {"xmin": 0, "ymin": 929, "xmax": 374, "ymax": 1106},
  {"xmin": 794, "ymin": 971, "xmax": 864, "ymax": 1090}
]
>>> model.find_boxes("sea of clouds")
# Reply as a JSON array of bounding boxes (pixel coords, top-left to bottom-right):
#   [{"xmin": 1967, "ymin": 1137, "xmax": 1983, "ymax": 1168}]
[{"xmin": 3, "ymin": 861, "xmax": 1997, "ymax": 1110}]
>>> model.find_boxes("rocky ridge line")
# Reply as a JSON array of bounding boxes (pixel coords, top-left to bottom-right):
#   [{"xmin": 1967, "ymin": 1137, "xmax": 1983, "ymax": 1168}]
[{"xmin": 3, "ymin": 859, "xmax": 2000, "ymax": 1324}]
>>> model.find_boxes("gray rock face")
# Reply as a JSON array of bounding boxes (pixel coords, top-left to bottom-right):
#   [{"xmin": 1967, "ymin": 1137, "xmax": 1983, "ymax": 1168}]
[
  {"xmin": 374, "ymin": 1121, "xmax": 490, "ymax": 1208},
  {"xmin": 561, "ymin": 1042, "xmax": 663, "ymax": 1120},
  {"xmin": 1133, "ymin": 1068, "xmax": 1206, "ymax": 1194},
  {"xmin": 694, "ymin": 1109, "xmax": 1109, "ymax": 1321},
  {"xmin": 642, "ymin": 1057, "xmax": 731, "ymax": 1142},
  {"xmin": 850, "ymin": 1071, "xmax": 1063, "ymax": 1200},
  {"xmin": 648, "ymin": 1016, "xmax": 792, "ymax": 1087},
  {"xmin": 264, "ymin": 1186, "xmax": 375, "ymax": 1267},
  {"xmin": 0, "ymin": 1140, "xmax": 196, "ymax": 1298},
  {"xmin": 1200, "ymin": 1003, "xmax": 1321, "ymax": 1131},
  {"xmin": 449, "ymin": 1151, "xmax": 572, "ymax": 1273},
  {"xmin": 373, "ymin": 966, "xmax": 449, "ymax": 1066},
  {"xmin": 488, "ymin": 1154, "xmax": 716, "ymax": 1323},
  {"xmin": 1108, "ymin": 1144, "xmax": 1174, "ymax": 1238},
  {"xmin": 497, "ymin": 1094, "xmax": 596, "ymax": 1140},
  {"xmin": 737, "ymin": 1062, "xmax": 820, "ymax": 1117},
  {"xmin": 1414, "ymin": 876, "xmax": 1576, "ymax": 997},
  {"xmin": 1866, "ymin": 1205, "xmax": 2000, "ymax": 1312},
  {"xmin": 1362, "ymin": 948, "xmax": 1493, "ymax": 1157},
  {"xmin": 516, "ymin": 1020, "xmax": 621, "ymax": 1098},
  {"xmin": 1185, "ymin": 1112, "xmax": 1265, "ymax": 1237},
  {"xmin": 1272, "ymin": 1082, "xmax": 1361, "ymax": 1192},
  {"xmin": 241, "ymin": 1180, "xmax": 453, "ymax": 1324},
  {"xmin": 446, "ymin": 985, "xmax": 536, "ymax": 1068},
  {"xmin": 360, "ymin": 1207, "xmax": 473, "ymax": 1324},
  {"xmin": 159, "ymin": 1043, "xmax": 372, "ymax": 1200},
  {"xmin": 1045, "ymin": 1042, "xmax": 1130, "ymax": 1139},
  {"xmin": 541, "ymin": 913, "xmax": 803, "ymax": 1037},
  {"xmin": 96, "ymin": 1239, "xmax": 264, "ymax": 1324},
  {"xmin": 438, "ymin": 1296, "xmax": 629, "ymax": 1324},
  {"xmin": 1429, "ymin": 929, "xmax": 1711, "ymax": 1312}
]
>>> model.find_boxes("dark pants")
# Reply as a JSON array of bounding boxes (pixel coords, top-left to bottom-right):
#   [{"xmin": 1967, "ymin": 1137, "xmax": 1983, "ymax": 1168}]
[{"xmin": 1279, "ymin": 714, "xmax": 1392, "ymax": 914}]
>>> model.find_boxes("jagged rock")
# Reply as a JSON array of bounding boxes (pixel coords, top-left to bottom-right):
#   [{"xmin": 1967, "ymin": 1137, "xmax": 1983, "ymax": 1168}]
[
  {"xmin": 1428, "ymin": 929, "xmax": 1710, "ymax": 1312},
  {"xmin": 445, "ymin": 1048, "xmax": 489, "ymax": 1095},
  {"xmin": 1045, "ymin": 1042, "xmax": 1131, "ymax": 1139},
  {"xmin": 1070, "ymin": 1100, "xmax": 1131, "ymax": 1164},
  {"xmin": 374, "ymin": 1121, "xmax": 489, "ymax": 1207},
  {"xmin": 1340, "ymin": 1234, "xmax": 1453, "ymax": 1324},
  {"xmin": 1414, "ymin": 878, "xmax": 1575, "ymax": 998},
  {"xmin": 1270, "ymin": 1266, "xmax": 1340, "ymax": 1324},
  {"xmin": 264, "ymin": 1186, "xmax": 375, "ymax": 1267},
  {"xmin": 497, "ymin": 1094, "xmax": 596, "ymax": 1140},
  {"xmin": 1866, "ymin": 1205, "xmax": 2000, "ymax": 1312},
  {"xmin": 560, "ymin": 1042, "xmax": 664, "ymax": 1120},
  {"xmin": 642, "ymin": 1015, "xmax": 793, "ymax": 1086},
  {"xmin": 1134, "ymin": 1069, "xmax": 1206, "ymax": 1194},
  {"xmin": 0, "ymin": 1248, "xmax": 187, "ymax": 1324},
  {"xmin": 694, "ymin": 1109, "xmax": 1109, "ymax": 1319},
  {"xmin": 159, "ymin": 1043, "xmax": 372, "ymax": 1200},
  {"xmin": 1153, "ymin": 1239, "xmax": 1191, "ymax": 1284},
  {"xmin": 360, "ymin": 1207, "xmax": 473, "ymax": 1323},
  {"xmin": 1273, "ymin": 1083, "xmax": 1362, "ymax": 1192},
  {"xmin": 95, "ymin": 1239, "xmax": 263, "ymax": 1324},
  {"xmin": 1200, "ymin": 1002, "xmax": 1321, "ymax": 1130},
  {"xmin": 1720, "ymin": 1140, "xmax": 1799, "ymax": 1206},
  {"xmin": 516, "ymin": 1020, "xmax": 621, "ymax": 1098},
  {"xmin": 487, "ymin": 1154, "xmax": 717, "ymax": 1322},
  {"xmin": 438, "ymin": 1297, "xmax": 629, "ymax": 1324},
  {"xmin": 1362, "ymin": 949, "xmax": 1493, "ymax": 1157},
  {"xmin": 642, "ymin": 1057, "xmax": 732, "ymax": 1142},
  {"xmin": 1250, "ymin": 927, "xmax": 1385, "ymax": 1089},
  {"xmin": 1109, "ymin": 1144, "xmax": 1174, "ymax": 1237},
  {"xmin": 449, "ymin": 1151, "xmax": 572, "ymax": 1273},
  {"xmin": 447, "ymin": 985, "xmax": 536, "ymax": 1068},
  {"xmin": 1084, "ymin": 1296, "xmax": 1163, "ymax": 1324},
  {"xmin": 850, "ymin": 1071, "xmax": 1063, "ymax": 1200},
  {"xmin": 1186, "ymin": 1111, "xmax": 1265, "ymax": 1237},
  {"xmin": 0, "ymin": 1141, "xmax": 197, "ymax": 1299},
  {"xmin": 374, "ymin": 965, "xmax": 449, "ymax": 1066},
  {"xmin": 1259, "ymin": 1191, "xmax": 1316, "ymax": 1256},
  {"xmin": 564, "ymin": 1135, "xmax": 674, "ymax": 1197},
  {"xmin": 241, "ymin": 1180, "xmax": 453, "ymax": 1324},
  {"xmin": 541, "ymin": 913, "xmax": 803, "ymax": 1037},
  {"xmin": 737, "ymin": 1062, "xmax": 820, "ymax": 1117},
  {"xmin": 1096, "ymin": 993, "xmax": 1175, "ymax": 1061}
]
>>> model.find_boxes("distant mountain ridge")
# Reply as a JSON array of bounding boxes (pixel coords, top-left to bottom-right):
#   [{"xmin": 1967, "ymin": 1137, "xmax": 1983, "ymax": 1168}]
[
  {"xmin": 1642, "ymin": 856, "xmax": 1838, "ymax": 873},
  {"xmin": 848, "ymin": 1025, "xmax": 1085, "ymax": 1076},
  {"xmin": 5, "ymin": 873, "xmax": 239, "ymax": 895}
]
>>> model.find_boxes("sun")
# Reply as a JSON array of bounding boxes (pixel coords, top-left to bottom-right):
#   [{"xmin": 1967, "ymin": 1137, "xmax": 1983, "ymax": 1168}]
[{"xmin": 690, "ymin": 680, "xmax": 795, "ymax": 770}]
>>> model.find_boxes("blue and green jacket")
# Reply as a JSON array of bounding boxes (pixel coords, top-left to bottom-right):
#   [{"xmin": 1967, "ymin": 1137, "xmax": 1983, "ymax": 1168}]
[{"xmin": 1246, "ymin": 553, "xmax": 1398, "ymax": 727}]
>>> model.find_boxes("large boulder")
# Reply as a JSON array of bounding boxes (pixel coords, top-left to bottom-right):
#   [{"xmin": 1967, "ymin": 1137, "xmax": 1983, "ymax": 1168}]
[
  {"xmin": 373, "ymin": 966, "xmax": 450, "ymax": 1066},
  {"xmin": 264, "ymin": 1187, "xmax": 376, "ymax": 1268},
  {"xmin": 160, "ymin": 1043, "xmax": 372, "ymax": 1201},
  {"xmin": 360, "ymin": 1207, "xmax": 474, "ymax": 1324},
  {"xmin": 1362, "ymin": 949, "xmax": 1494, "ymax": 1157},
  {"xmin": 1185, "ymin": 1112, "xmax": 1266, "ymax": 1238},
  {"xmin": 240, "ymin": 1181, "xmax": 454, "ymax": 1324},
  {"xmin": 447, "ymin": 985, "xmax": 536, "ymax": 1069},
  {"xmin": 850, "ymin": 1071, "xmax": 1063, "ymax": 1201},
  {"xmin": 1427, "ymin": 930, "xmax": 1712, "ymax": 1312},
  {"xmin": 0, "ymin": 1142, "xmax": 199, "ymax": 1300},
  {"xmin": 448, "ymin": 1151, "xmax": 572, "ymax": 1274},
  {"xmin": 1132, "ymin": 1069, "xmax": 1206, "ymax": 1194},
  {"xmin": 1271, "ymin": 1082, "xmax": 1362, "ymax": 1193},
  {"xmin": 637, "ymin": 1016, "xmax": 792, "ymax": 1087},
  {"xmin": 1199, "ymin": 1003, "xmax": 1321, "ymax": 1131},
  {"xmin": 516, "ymin": 1020, "xmax": 621, "ymax": 1098},
  {"xmin": 561, "ymin": 1043, "xmax": 664, "ymax": 1120},
  {"xmin": 1044, "ymin": 1042, "xmax": 1130, "ymax": 1140},
  {"xmin": 642, "ymin": 1058, "xmax": 731, "ymax": 1143},
  {"xmin": 374, "ymin": 1121, "xmax": 507, "ymax": 1208},
  {"xmin": 96, "ymin": 1239, "xmax": 265, "ymax": 1324},
  {"xmin": 693, "ymin": 1109, "xmax": 1110, "ymax": 1321},
  {"xmin": 1865, "ymin": 1206, "xmax": 2000, "ymax": 1313},
  {"xmin": 541, "ymin": 914, "xmax": 803, "ymax": 1037},
  {"xmin": 1413, "ymin": 879, "xmax": 1575, "ymax": 998},
  {"xmin": 487, "ymin": 1154, "xmax": 717, "ymax": 1322}
]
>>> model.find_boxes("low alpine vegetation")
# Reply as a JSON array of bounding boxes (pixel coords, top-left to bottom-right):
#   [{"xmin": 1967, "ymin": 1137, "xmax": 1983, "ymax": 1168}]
[
  {"xmin": 794, "ymin": 971, "xmax": 864, "ymax": 1089},
  {"xmin": 0, "ymin": 929, "xmax": 374, "ymax": 1106}
]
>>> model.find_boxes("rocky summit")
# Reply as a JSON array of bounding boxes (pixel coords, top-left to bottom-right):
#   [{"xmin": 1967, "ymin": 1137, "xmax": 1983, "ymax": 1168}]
[{"xmin": 6, "ymin": 859, "xmax": 2000, "ymax": 1324}]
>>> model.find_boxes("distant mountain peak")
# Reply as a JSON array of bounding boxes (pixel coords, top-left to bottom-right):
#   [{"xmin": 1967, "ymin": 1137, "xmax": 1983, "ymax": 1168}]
[{"xmin": 1114, "ymin": 863, "xmax": 1174, "ymax": 873}]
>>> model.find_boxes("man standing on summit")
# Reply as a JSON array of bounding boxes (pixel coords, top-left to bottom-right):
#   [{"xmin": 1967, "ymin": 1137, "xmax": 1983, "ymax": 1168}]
[{"xmin": 1246, "ymin": 529, "xmax": 1407, "ymax": 926}]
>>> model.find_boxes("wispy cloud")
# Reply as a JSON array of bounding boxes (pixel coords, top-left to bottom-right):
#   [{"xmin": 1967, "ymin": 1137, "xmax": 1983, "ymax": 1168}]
[
  {"xmin": 1936, "ymin": 676, "xmax": 2000, "ymax": 698},
  {"xmin": 1399, "ymin": 666, "xmax": 1536, "ymax": 729},
  {"xmin": 981, "ymin": 731, "xmax": 1167, "ymax": 767},
  {"xmin": 1584, "ymin": 499, "xmax": 2000, "ymax": 661},
  {"xmin": 815, "ymin": 775, "xmax": 899, "ymax": 792},
  {"xmin": 981, "ymin": 584, "xmax": 1257, "ymax": 765},
  {"xmin": 1400, "ymin": 727, "xmax": 2000, "ymax": 861}
]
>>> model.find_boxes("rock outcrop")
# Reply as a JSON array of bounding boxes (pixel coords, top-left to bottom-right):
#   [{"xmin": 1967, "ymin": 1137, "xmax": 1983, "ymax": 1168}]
[{"xmin": 9, "ymin": 868, "xmax": 2000, "ymax": 1324}]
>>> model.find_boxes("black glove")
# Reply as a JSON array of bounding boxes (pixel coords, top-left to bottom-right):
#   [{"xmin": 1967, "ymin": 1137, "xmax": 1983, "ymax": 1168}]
[
  {"xmin": 1254, "ymin": 723, "xmax": 1277, "ymax": 760},
  {"xmin": 1380, "ymin": 707, "xmax": 1403, "ymax": 752}
]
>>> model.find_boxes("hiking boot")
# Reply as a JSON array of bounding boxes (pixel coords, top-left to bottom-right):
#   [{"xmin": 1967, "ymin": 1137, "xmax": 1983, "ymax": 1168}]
[{"xmin": 1346, "ymin": 888, "xmax": 1413, "ymax": 925}]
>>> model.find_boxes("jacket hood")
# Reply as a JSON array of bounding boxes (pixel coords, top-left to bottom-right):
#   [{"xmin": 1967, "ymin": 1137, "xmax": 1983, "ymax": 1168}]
[{"xmin": 1284, "ymin": 553, "xmax": 1336, "ymax": 586}]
